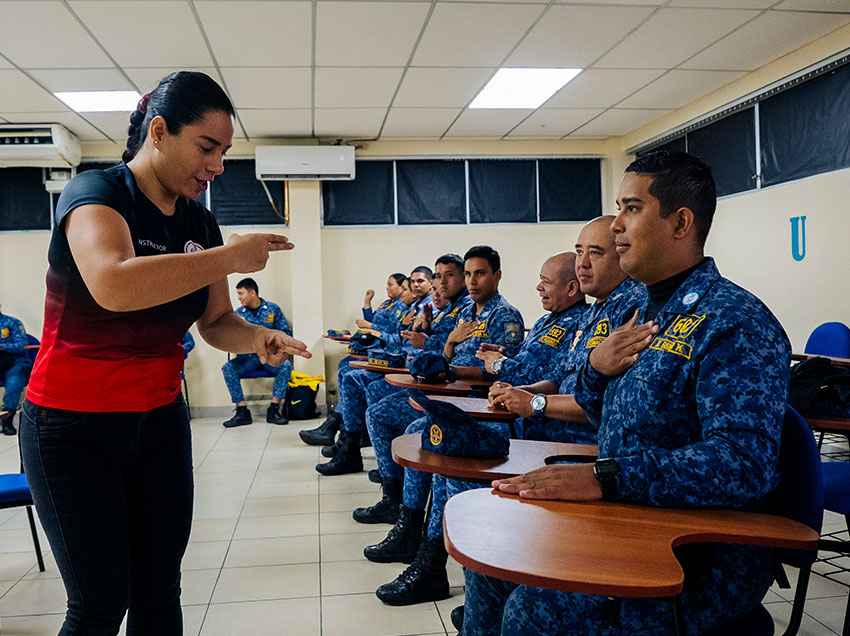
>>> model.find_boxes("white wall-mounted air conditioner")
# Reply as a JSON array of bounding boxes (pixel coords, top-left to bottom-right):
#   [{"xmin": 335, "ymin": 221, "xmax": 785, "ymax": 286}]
[
  {"xmin": 0, "ymin": 124, "xmax": 82, "ymax": 168},
  {"xmin": 255, "ymin": 145, "xmax": 355, "ymax": 181}
]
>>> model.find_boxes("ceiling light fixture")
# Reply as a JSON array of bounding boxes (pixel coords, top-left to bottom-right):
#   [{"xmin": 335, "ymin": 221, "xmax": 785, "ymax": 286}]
[
  {"xmin": 55, "ymin": 91, "xmax": 141, "ymax": 112},
  {"xmin": 469, "ymin": 68, "xmax": 582, "ymax": 109}
]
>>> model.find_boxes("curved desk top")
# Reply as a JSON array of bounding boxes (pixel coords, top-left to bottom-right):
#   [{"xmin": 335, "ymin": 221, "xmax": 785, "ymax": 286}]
[
  {"xmin": 324, "ymin": 334, "xmax": 352, "ymax": 343},
  {"xmin": 792, "ymin": 353, "xmax": 850, "ymax": 367},
  {"xmin": 392, "ymin": 433, "xmax": 598, "ymax": 481},
  {"xmin": 808, "ymin": 416, "xmax": 850, "ymax": 433},
  {"xmin": 444, "ymin": 489, "xmax": 819, "ymax": 599},
  {"xmin": 385, "ymin": 373, "xmax": 491, "ymax": 397},
  {"xmin": 409, "ymin": 395, "xmax": 516, "ymax": 422},
  {"xmin": 350, "ymin": 360, "xmax": 409, "ymax": 374}
]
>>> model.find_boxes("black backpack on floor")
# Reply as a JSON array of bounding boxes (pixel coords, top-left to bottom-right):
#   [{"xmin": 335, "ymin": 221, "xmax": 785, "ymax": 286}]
[
  {"xmin": 789, "ymin": 357, "xmax": 850, "ymax": 418},
  {"xmin": 284, "ymin": 385, "xmax": 320, "ymax": 420}
]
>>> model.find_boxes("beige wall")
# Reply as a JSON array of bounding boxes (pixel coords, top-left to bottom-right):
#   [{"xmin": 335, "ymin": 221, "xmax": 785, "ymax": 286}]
[{"xmin": 4, "ymin": 25, "xmax": 849, "ymax": 411}]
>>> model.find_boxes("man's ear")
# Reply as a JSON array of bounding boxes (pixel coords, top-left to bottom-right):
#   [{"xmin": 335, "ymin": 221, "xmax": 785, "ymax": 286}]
[{"xmin": 672, "ymin": 206, "xmax": 697, "ymax": 241}]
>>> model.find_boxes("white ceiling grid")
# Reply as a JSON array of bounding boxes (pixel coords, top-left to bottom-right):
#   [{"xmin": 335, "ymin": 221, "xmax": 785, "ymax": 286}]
[{"xmin": 0, "ymin": 0, "xmax": 847, "ymax": 143}]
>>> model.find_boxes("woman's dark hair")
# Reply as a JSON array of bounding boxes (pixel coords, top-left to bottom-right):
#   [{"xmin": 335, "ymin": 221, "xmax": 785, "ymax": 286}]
[
  {"xmin": 123, "ymin": 71, "xmax": 235, "ymax": 163},
  {"xmin": 389, "ymin": 273, "xmax": 407, "ymax": 286}
]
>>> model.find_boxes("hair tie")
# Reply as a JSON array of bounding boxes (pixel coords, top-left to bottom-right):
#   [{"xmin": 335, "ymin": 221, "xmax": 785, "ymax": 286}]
[{"xmin": 137, "ymin": 92, "xmax": 151, "ymax": 114}]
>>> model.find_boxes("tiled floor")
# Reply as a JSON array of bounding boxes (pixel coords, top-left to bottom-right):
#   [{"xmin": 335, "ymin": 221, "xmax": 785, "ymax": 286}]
[{"xmin": 0, "ymin": 416, "xmax": 845, "ymax": 635}]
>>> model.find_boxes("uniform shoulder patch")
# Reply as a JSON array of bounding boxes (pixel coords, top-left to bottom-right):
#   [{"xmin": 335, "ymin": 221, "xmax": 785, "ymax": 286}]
[
  {"xmin": 429, "ymin": 424, "xmax": 443, "ymax": 446},
  {"xmin": 504, "ymin": 322, "xmax": 523, "ymax": 345},
  {"xmin": 586, "ymin": 318, "xmax": 610, "ymax": 349},
  {"xmin": 539, "ymin": 325, "xmax": 567, "ymax": 348},
  {"xmin": 266, "ymin": 312, "xmax": 276, "ymax": 323},
  {"xmin": 0, "ymin": 327, "xmax": 8, "ymax": 339}
]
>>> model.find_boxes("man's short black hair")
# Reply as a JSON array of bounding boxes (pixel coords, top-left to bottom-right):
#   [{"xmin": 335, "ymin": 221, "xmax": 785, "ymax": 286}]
[
  {"xmin": 236, "ymin": 278, "xmax": 259, "ymax": 294},
  {"xmin": 411, "ymin": 266, "xmax": 434, "ymax": 279},
  {"xmin": 625, "ymin": 151, "xmax": 716, "ymax": 246},
  {"xmin": 389, "ymin": 273, "xmax": 407, "ymax": 286},
  {"xmin": 463, "ymin": 246, "xmax": 501, "ymax": 274},
  {"xmin": 434, "ymin": 253, "xmax": 464, "ymax": 273}
]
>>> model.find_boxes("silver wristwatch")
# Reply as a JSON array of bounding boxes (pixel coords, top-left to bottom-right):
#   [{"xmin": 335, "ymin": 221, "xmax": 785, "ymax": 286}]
[
  {"xmin": 491, "ymin": 357, "xmax": 504, "ymax": 375},
  {"xmin": 530, "ymin": 394, "xmax": 547, "ymax": 417}
]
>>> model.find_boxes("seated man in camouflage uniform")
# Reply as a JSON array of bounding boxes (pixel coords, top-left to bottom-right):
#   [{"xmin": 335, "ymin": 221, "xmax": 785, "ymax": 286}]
[{"xmin": 461, "ymin": 151, "xmax": 791, "ymax": 635}]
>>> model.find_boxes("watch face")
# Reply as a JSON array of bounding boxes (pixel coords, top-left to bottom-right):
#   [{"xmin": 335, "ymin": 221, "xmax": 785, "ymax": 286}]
[{"xmin": 531, "ymin": 395, "xmax": 546, "ymax": 411}]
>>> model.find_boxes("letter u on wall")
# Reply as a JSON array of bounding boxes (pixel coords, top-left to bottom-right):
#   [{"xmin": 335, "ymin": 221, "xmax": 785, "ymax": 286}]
[{"xmin": 790, "ymin": 215, "xmax": 807, "ymax": 262}]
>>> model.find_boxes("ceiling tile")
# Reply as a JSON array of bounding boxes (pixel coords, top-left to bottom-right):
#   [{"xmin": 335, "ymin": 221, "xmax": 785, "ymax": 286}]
[
  {"xmin": 317, "ymin": 2, "xmax": 430, "ymax": 67},
  {"xmin": 684, "ymin": 11, "xmax": 850, "ymax": 71},
  {"xmin": 669, "ymin": 0, "xmax": 774, "ymax": 6},
  {"xmin": 220, "ymin": 68, "xmax": 311, "ymax": 109},
  {"xmin": 596, "ymin": 8, "xmax": 758, "ymax": 69},
  {"xmin": 382, "ymin": 108, "xmax": 461, "ymax": 137},
  {"xmin": 394, "ymin": 68, "xmax": 493, "ymax": 108},
  {"xmin": 774, "ymin": 0, "xmax": 850, "ymax": 8},
  {"xmin": 28, "ymin": 69, "xmax": 134, "ymax": 93},
  {"xmin": 76, "ymin": 111, "xmax": 134, "ymax": 140},
  {"xmin": 0, "ymin": 1, "xmax": 113, "ymax": 69},
  {"xmin": 69, "ymin": 1, "xmax": 214, "ymax": 67},
  {"xmin": 545, "ymin": 69, "xmax": 665, "ymax": 108},
  {"xmin": 315, "ymin": 108, "xmax": 385, "ymax": 139},
  {"xmin": 413, "ymin": 4, "xmax": 544, "ymax": 67},
  {"xmin": 124, "ymin": 67, "xmax": 224, "ymax": 93},
  {"xmin": 444, "ymin": 109, "xmax": 532, "ymax": 137},
  {"xmin": 557, "ymin": 0, "xmax": 662, "ymax": 4},
  {"xmin": 0, "ymin": 71, "xmax": 67, "ymax": 112},
  {"xmin": 196, "ymin": 1, "xmax": 311, "ymax": 67},
  {"xmin": 315, "ymin": 67, "xmax": 404, "ymax": 108},
  {"xmin": 619, "ymin": 70, "xmax": 744, "ymax": 109},
  {"xmin": 0, "ymin": 111, "xmax": 108, "ymax": 142},
  {"xmin": 509, "ymin": 108, "xmax": 603, "ymax": 138},
  {"xmin": 507, "ymin": 5, "xmax": 654, "ymax": 68},
  {"xmin": 237, "ymin": 109, "xmax": 312, "ymax": 138},
  {"xmin": 570, "ymin": 108, "xmax": 668, "ymax": 137}
]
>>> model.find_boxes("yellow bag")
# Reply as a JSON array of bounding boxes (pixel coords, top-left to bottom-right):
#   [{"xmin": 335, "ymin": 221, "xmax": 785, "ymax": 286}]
[{"xmin": 288, "ymin": 370, "xmax": 324, "ymax": 391}]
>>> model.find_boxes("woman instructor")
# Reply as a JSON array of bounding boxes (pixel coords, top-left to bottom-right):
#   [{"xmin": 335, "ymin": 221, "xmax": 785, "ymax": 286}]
[{"xmin": 21, "ymin": 71, "xmax": 309, "ymax": 635}]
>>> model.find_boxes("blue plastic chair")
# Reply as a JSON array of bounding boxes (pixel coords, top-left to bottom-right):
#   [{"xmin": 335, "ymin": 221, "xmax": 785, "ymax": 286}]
[
  {"xmin": 704, "ymin": 406, "xmax": 824, "ymax": 636},
  {"xmin": 817, "ymin": 462, "xmax": 850, "ymax": 635},
  {"xmin": 0, "ymin": 474, "xmax": 46, "ymax": 573},
  {"xmin": 805, "ymin": 322, "xmax": 850, "ymax": 358}
]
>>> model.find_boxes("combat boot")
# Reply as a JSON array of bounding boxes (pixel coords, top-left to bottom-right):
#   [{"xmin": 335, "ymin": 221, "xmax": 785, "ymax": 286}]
[
  {"xmin": 0, "ymin": 411, "xmax": 16, "ymax": 436},
  {"xmin": 315, "ymin": 430, "xmax": 363, "ymax": 476},
  {"xmin": 363, "ymin": 505, "xmax": 424, "ymax": 563},
  {"xmin": 353, "ymin": 478, "xmax": 401, "ymax": 524},
  {"xmin": 223, "ymin": 406, "xmax": 252, "ymax": 428},
  {"xmin": 375, "ymin": 536, "xmax": 450, "ymax": 606},
  {"xmin": 266, "ymin": 402, "xmax": 289, "ymax": 425},
  {"xmin": 299, "ymin": 408, "xmax": 340, "ymax": 446}
]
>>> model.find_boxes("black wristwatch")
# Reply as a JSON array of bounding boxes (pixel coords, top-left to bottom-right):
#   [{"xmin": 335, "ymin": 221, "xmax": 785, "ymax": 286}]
[{"xmin": 593, "ymin": 458, "xmax": 620, "ymax": 500}]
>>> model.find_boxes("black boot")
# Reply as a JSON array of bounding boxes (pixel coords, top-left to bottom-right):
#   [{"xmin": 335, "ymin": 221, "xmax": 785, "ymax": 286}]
[
  {"xmin": 368, "ymin": 469, "xmax": 382, "ymax": 484},
  {"xmin": 353, "ymin": 478, "xmax": 401, "ymax": 524},
  {"xmin": 299, "ymin": 409, "xmax": 341, "ymax": 446},
  {"xmin": 360, "ymin": 427, "xmax": 372, "ymax": 448},
  {"xmin": 266, "ymin": 402, "xmax": 289, "ymax": 425},
  {"xmin": 321, "ymin": 436, "xmax": 341, "ymax": 458},
  {"xmin": 0, "ymin": 411, "xmax": 16, "ymax": 436},
  {"xmin": 223, "ymin": 405, "xmax": 252, "ymax": 428},
  {"xmin": 315, "ymin": 430, "xmax": 363, "ymax": 476},
  {"xmin": 364, "ymin": 505, "xmax": 424, "ymax": 563},
  {"xmin": 375, "ymin": 537, "xmax": 450, "ymax": 606},
  {"xmin": 451, "ymin": 605, "xmax": 464, "ymax": 631}
]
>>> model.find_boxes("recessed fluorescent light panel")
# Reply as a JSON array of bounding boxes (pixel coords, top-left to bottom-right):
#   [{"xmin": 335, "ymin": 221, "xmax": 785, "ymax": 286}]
[
  {"xmin": 55, "ymin": 91, "xmax": 141, "ymax": 112},
  {"xmin": 470, "ymin": 68, "xmax": 582, "ymax": 109}
]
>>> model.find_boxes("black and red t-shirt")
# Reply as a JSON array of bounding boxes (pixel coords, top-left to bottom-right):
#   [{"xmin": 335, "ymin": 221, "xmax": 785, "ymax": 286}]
[{"xmin": 27, "ymin": 163, "xmax": 223, "ymax": 413}]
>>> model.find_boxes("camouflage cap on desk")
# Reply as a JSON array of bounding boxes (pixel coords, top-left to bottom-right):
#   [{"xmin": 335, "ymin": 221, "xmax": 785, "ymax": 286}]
[{"xmin": 409, "ymin": 389, "xmax": 510, "ymax": 459}]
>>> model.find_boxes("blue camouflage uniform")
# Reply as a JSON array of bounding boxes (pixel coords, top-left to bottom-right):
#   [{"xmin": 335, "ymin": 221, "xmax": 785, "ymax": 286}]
[
  {"xmin": 444, "ymin": 281, "xmax": 647, "ymax": 540},
  {"xmin": 366, "ymin": 293, "xmax": 524, "ymax": 511},
  {"xmin": 181, "ymin": 332, "xmax": 195, "ymax": 358},
  {"xmin": 462, "ymin": 258, "xmax": 791, "ymax": 636},
  {"xmin": 221, "ymin": 299, "xmax": 294, "ymax": 403},
  {"xmin": 0, "ymin": 313, "xmax": 32, "ymax": 412},
  {"xmin": 336, "ymin": 292, "xmax": 465, "ymax": 437},
  {"xmin": 362, "ymin": 297, "xmax": 395, "ymax": 323}
]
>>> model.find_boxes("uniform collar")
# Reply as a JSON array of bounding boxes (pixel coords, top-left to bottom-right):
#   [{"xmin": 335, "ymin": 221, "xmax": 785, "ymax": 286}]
[
  {"xmin": 651, "ymin": 257, "xmax": 720, "ymax": 323},
  {"xmin": 476, "ymin": 293, "xmax": 502, "ymax": 319}
]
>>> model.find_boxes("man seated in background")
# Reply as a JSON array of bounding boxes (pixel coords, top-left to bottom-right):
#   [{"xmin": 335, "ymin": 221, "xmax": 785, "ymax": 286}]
[
  {"xmin": 0, "ymin": 306, "xmax": 33, "ymax": 436},
  {"xmin": 221, "ymin": 278, "xmax": 294, "ymax": 428},
  {"xmin": 462, "ymin": 152, "xmax": 791, "ymax": 636}
]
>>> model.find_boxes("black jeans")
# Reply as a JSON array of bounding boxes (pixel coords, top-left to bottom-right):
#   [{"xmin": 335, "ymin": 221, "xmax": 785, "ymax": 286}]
[{"xmin": 20, "ymin": 397, "xmax": 193, "ymax": 636}]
